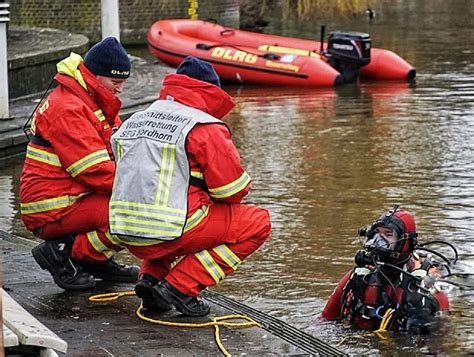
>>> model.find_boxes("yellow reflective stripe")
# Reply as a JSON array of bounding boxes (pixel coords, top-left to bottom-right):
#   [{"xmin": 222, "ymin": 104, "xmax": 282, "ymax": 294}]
[
  {"xmin": 213, "ymin": 244, "xmax": 241, "ymax": 271},
  {"xmin": 184, "ymin": 205, "xmax": 209, "ymax": 233},
  {"xmin": 104, "ymin": 230, "xmax": 124, "ymax": 247},
  {"xmin": 111, "ymin": 206, "xmax": 209, "ymax": 240},
  {"xmin": 163, "ymin": 146, "xmax": 176, "ymax": 206},
  {"xmin": 195, "ymin": 250, "xmax": 226, "ymax": 283},
  {"xmin": 110, "ymin": 210, "xmax": 182, "ymax": 237},
  {"xmin": 66, "ymin": 149, "xmax": 110, "ymax": 177},
  {"xmin": 20, "ymin": 193, "xmax": 88, "ymax": 215},
  {"xmin": 110, "ymin": 223, "xmax": 181, "ymax": 236},
  {"xmin": 115, "ymin": 140, "xmax": 123, "ymax": 161},
  {"xmin": 113, "ymin": 234, "xmax": 166, "ymax": 247},
  {"xmin": 111, "ymin": 208, "xmax": 184, "ymax": 220},
  {"xmin": 155, "ymin": 145, "xmax": 168, "ymax": 205},
  {"xmin": 112, "ymin": 216, "xmax": 182, "ymax": 230},
  {"xmin": 191, "ymin": 171, "xmax": 204, "ymax": 179},
  {"xmin": 118, "ymin": 141, "xmax": 123, "ymax": 160},
  {"xmin": 94, "ymin": 109, "xmax": 105, "ymax": 122},
  {"xmin": 26, "ymin": 146, "xmax": 61, "ymax": 167},
  {"xmin": 111, "ymin": 201, "xmax": 185, "ymax": 214},
  {"xmin": 87, "ymin": 231, "xmax": 114, "ymax": 259},
  {"xmin": 155, "ymin": 144, "xmax": 176, "ymax": 206},
  {"xmin": 208, "ymin": 171, "xmax": 251, "ymax": 199}
]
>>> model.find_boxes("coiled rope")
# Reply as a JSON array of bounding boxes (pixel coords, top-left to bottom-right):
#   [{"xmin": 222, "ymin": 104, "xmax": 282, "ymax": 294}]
[{"xmin": 89, "ymin": 290, "xmax": 261, "ymax": 357}]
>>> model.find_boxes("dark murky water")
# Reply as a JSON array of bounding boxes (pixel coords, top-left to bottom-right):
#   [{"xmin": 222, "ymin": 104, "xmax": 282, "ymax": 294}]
[{"xmin": 1, "ymin": 0, "xmax": 473, "ymax": 355}]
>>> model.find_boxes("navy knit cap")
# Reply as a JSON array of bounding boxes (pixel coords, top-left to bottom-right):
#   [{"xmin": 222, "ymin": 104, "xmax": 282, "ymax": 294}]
[
  {"xmin": 84, "ymin": 37, "xmax": 131, "ymax": 79},
  {"xmin": 176, "ymin": 56, "xmax": 221, "ymax": 87}
]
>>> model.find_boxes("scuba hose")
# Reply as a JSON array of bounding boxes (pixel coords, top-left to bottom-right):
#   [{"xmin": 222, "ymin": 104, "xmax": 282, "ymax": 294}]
[
  {"xmin": 416, "ymin": 240, "xmax": 459, "ymax": 273},
  {"xmin": 356, "ymin": 235, "xmax": 460, "ymax": 286},
  {"xmin": 377, "ymin": 262, "xmax": 434, "ymax": 299}
]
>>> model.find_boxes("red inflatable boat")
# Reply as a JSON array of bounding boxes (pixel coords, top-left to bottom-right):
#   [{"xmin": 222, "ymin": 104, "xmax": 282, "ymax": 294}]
[{"xmin": 147, "ymin": 19, "xmax": 416, "ymax": 87}]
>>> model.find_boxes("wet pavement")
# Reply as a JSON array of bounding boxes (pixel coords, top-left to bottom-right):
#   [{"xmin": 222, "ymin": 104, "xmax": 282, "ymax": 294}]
[{"xmin": 1, "ymin": 230, "xmax": 343, "ymax": 356}]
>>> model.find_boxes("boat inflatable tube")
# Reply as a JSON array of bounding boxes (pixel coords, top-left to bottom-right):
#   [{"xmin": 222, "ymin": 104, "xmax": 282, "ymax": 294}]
[{"xmin": 147, "ymin": 19, "xmax": 415, "ymax": 87}]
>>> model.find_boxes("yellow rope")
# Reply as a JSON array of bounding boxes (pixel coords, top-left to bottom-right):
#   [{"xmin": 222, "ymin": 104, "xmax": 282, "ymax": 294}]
[
  {"xmin": 373, "ymin": 308, "xmax": 395, "ymax": 339},
  {"xmin": 375, "ymin": 308, "xmax": 394, "ymax": 332},
  {"xmin": 88, "ymin": 290, "xmax": 136, "ymax": 302},
  {"xmin": 89, "ymin": 290, "xmax": 261, "ymax": 357},
  {"xmin": 336, "ymin": 309, "xmax": 396, "ymax": 347},
  {"xmin": 335, "ymin": 331, "xmax": 377, "ymax": 347},
  {"xmin": 335, "ymin": 335, "xmax": 355, "ymax": 347}
]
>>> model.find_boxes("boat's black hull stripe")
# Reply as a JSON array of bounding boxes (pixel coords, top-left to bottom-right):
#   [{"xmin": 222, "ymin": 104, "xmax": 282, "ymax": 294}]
[{"xmin": 148, "ymin": 42, "xmax": 310, "ymax": 80}]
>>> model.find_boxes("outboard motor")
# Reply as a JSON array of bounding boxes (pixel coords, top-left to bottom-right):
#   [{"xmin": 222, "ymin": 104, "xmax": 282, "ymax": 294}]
[{"xmin": 326, "ymin": 32, "xmax": 371, "ymax": 83}]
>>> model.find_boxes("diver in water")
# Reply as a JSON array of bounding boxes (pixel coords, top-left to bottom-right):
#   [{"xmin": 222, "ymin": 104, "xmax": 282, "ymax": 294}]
[{"xmin": 321, "ymin": 206, "xmax": 457, "ymax": 333}]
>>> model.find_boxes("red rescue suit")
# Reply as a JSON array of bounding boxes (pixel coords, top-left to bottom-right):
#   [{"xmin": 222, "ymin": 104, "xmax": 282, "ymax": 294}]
[
  {"xmin": 19, "ymin": 56, "xmax": 123, "ymax": 261},
  {"xmin": 321, "ymin": 268, "xmax": 449, "ymax": 331},
  {"xmin": 122, "ymin": 74, "xmax": 271, "ymax": 296}
]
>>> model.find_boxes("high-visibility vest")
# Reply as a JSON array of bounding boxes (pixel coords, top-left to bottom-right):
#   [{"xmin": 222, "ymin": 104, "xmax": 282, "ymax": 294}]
[{"xmin": 109, "ymin": 100, "xmax": 222, "ymax": 245}]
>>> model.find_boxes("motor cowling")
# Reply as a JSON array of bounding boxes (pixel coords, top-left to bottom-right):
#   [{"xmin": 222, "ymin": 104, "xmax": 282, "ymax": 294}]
[{"xmin": 327, "ymin": 31, "xmax": 371, "ymax": 83}]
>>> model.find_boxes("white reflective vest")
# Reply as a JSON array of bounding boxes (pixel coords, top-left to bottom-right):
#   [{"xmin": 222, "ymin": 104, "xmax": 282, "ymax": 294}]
[{"xmin": 109, "ymin": 100, "xmax": 222, "ymax": 245}]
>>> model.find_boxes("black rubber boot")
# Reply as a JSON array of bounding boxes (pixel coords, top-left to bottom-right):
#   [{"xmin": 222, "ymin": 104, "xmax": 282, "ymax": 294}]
[
  {"xmin": 31, "ymin": 236, "xmax": 96, "ymax": 290},
  {"xmin": 79, "ymin": 258, "xmax": 140, "ymax": 283},
  {"xmin": 134, "ymin": 274, "xmax": 173, "ymax": 311},
  {"xmin": 153, "ymin": 280, "xmax": 210, "ymax": 317}
]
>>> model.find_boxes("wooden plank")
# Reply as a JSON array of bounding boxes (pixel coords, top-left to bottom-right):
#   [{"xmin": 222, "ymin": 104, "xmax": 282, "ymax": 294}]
[
  {"xmin": 2, "ymin": 289, "xmax": 67, "ymax": 353},
  {"xmin": 3, "ymin": 324, "xmax": 19, "ymax": 347}
]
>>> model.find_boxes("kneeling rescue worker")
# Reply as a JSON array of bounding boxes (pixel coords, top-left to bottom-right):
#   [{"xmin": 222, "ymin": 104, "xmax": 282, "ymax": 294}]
[
  {"xmin": 108, "ymin": 56, "xmax": 271, "ymax": 317},
  {"xmin": 321, "ymin": 206, "xmax": 450, "ymax": 333},
  {"xmin": 20, "ymin": 37, "xmax": 139, "ymax": 290}
]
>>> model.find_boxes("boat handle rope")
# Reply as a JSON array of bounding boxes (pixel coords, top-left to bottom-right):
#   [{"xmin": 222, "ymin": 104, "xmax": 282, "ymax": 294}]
[
  {"xmin": 89, "ymin": 290, "xmax": 261, "ymax": 357},
  {"xmin": 220, "ymin": 29, "xmax": 235, "ymax": 36},
  {"xmin": 195, "ymin": 42, "xmax": 280, "ymax": 60}
]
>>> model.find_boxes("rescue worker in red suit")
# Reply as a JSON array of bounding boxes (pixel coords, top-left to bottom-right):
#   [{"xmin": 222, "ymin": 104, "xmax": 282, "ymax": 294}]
[
  {"xmin": 321, "ymin": 206, "xmax": 450, "ymax": 333},
  {"xmin": 20, "ymin": 37, "xmax": 139, "ymax": 290},
  {"xmin": 109, "ymin": 56, "xmax": 271, "ymax": 317}
]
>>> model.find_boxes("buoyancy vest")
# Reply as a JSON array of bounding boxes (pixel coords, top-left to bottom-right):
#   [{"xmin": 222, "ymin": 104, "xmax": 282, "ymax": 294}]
[
  {"xmin": 340, "ymin": 266, "xmax": 440, "ymax": 331},
  {"xmin": 109, "ymin": 100, "xmax": 223, "ymax": 245}
]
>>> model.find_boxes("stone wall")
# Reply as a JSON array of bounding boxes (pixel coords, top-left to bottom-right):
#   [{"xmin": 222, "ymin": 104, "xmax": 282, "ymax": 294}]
[
  {"xmin": 9, "ymin": 0, "xmax": 240, "ymax": 45},
  {"xmin": 7, "ymin": 27, "xmax": 89, "ymax": 98}
]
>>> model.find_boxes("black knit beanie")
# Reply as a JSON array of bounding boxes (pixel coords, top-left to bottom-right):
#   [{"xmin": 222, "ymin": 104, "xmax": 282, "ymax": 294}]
[
  {"xmin": 84, "ymin": 37, "xmax": 131, "ymax": 79},
  {"xmin": 176, "ymin": 56, "xmax": 221, "ymax": 87}
]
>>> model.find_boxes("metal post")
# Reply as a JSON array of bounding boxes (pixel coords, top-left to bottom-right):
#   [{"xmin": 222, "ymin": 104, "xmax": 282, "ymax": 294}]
[
  {"xmin": 0, "ymin": 2, "xmax": 10, "ymax": 120},
  {"xmin": 101, "ymin": 0, "xmax": 120, "ymax": 40}
]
